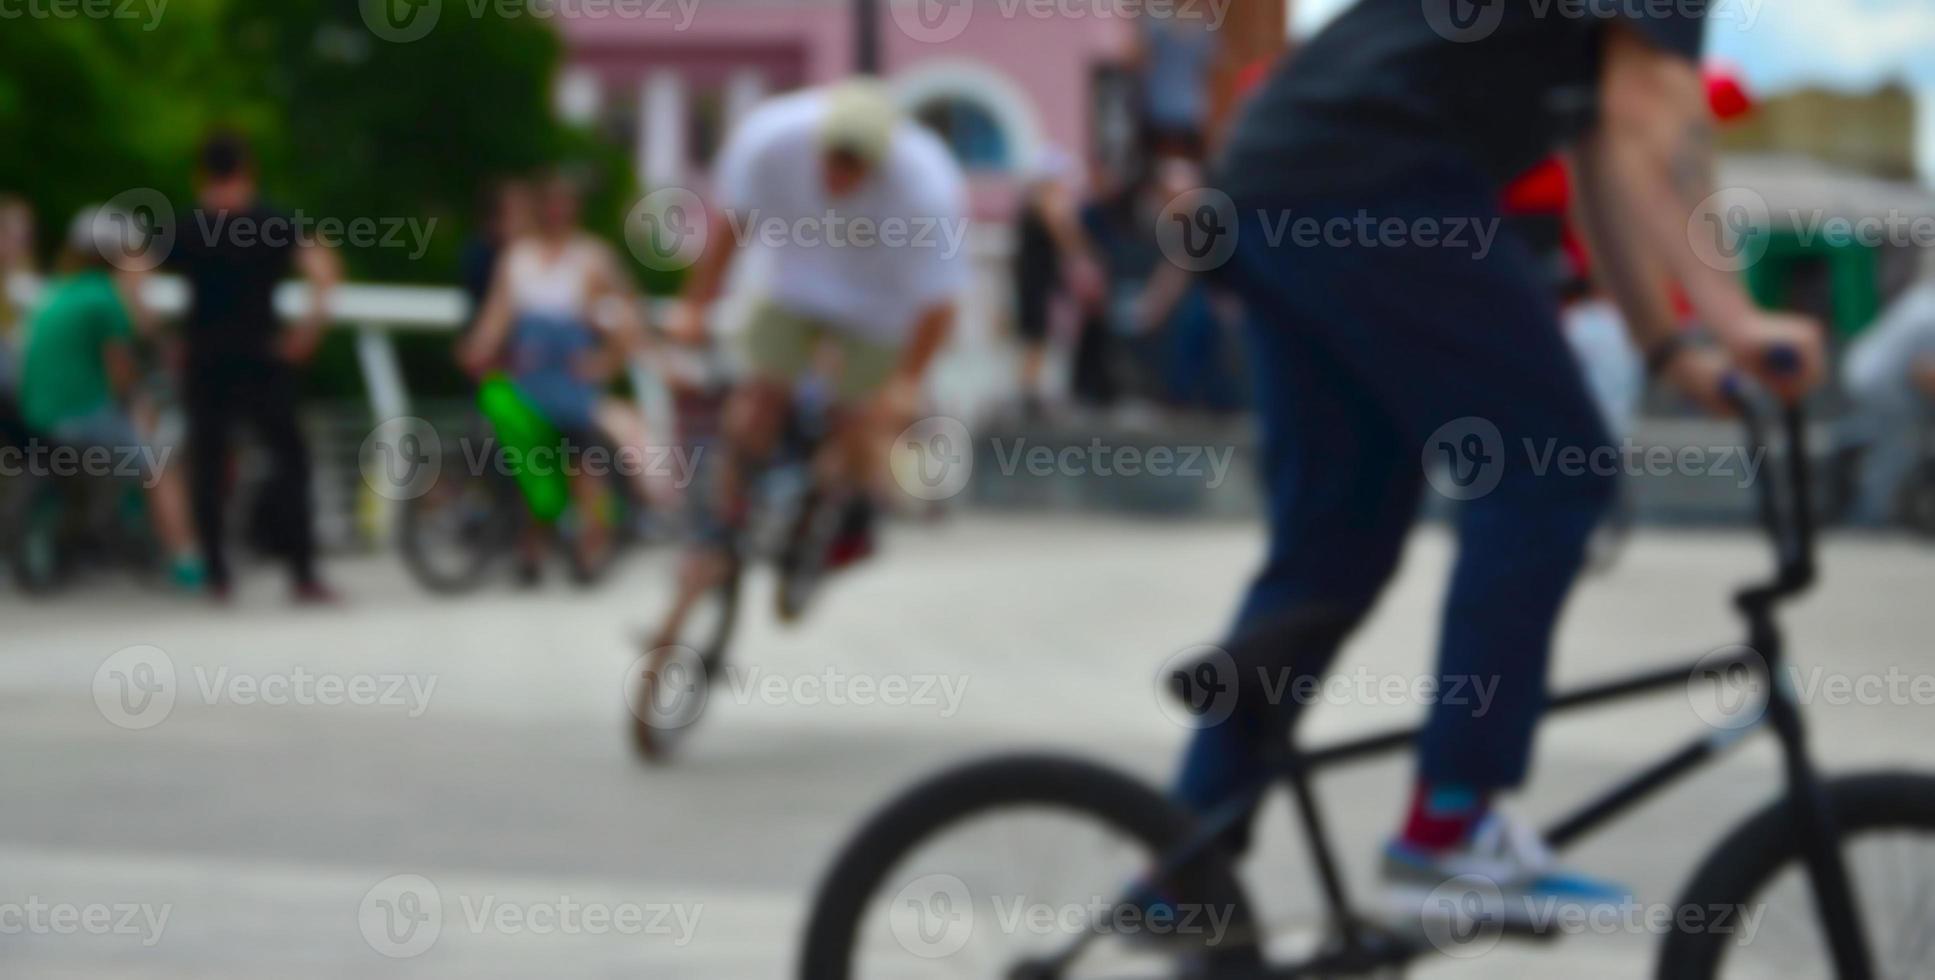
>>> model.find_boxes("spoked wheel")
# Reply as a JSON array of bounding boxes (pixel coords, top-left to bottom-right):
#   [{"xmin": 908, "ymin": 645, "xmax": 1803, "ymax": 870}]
[
  {"xmin": 6, "ymin": 479, "xmax": 68, "ymax": 596},
  {"xmin": 399, "ymin": 455, "xmax": 519, "ymax": 595},
  {"xmin": 627, "ymin": 558, "xmax": 742, "ymax": 763},
  {"xmin": 1658, "ymin": 771, "xmax": 1935, "ymax": 979},
  {"xmin": 802, "ymin": 755, "xmax": 1262, "ymax": 980},
  {"xmin": 563, "ymin": 485, "xmax": 633, "ymax": 589}
]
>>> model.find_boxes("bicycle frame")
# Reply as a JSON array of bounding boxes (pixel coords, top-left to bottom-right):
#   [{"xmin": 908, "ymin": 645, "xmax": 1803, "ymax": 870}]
[{"xmin": 1133, "ymin": 400, "xmax": 1880, "ymax": 979}]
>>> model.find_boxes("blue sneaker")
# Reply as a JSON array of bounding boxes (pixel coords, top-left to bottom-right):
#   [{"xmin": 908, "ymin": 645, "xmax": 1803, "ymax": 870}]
[{"xmin": 1382, "ymin": 810, "xmax": 1629, "ymax": 944}]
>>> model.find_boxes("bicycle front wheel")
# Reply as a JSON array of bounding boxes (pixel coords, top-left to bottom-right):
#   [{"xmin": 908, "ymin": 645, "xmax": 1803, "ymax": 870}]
[
  {"xmin": 627, "ymin": 559, "xmax": 741, "ymax": 764},
  {"xmin": 1658, "ymin": 771, "xmax": 1935, "ymax": 979},
  {"xmin": 801, "ymin": 754, "xmax": 1262, "ymax": 979}
]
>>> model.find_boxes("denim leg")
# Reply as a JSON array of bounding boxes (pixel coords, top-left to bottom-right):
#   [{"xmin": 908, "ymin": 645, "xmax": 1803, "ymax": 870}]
[
  {"xmin": 1172, "ymin": 183, "xmax": 1615, "ymax": 814},
  {"xmin": 1172, "ymin": 274, "xmax": 1420, "ymax": 817}
]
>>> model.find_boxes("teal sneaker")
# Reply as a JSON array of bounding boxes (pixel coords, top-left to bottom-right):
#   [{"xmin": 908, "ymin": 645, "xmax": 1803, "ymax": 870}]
[
  {"xmin": 1383, "ymin": 809, "xmax": 1629, "ymax": 946},
  {"xmin": 168, "ymin": 556, "xmax": 207, "ymax": 592}
]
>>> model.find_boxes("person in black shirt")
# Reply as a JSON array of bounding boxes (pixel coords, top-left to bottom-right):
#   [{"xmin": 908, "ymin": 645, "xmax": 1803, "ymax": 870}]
[
  {"xmin": 1171, "ymin": 0, "xmax": 1827, "ymax": 924},
  {"xmin": 169, "ymin": 132, "xmax": 341, "ymax": 603},
  {"xmin": 1009, "ymin": 153, "xmax": 1101, "ymax": 416},
  {"xmin": 457, "ymin": 179, "xmax": 534, "ymax": 343}
]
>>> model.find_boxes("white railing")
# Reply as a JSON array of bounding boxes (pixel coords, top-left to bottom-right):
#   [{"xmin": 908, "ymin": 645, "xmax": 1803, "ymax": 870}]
[{"xmin": 6, "ymin": 274, "xmax": 665, "ymax": 432}]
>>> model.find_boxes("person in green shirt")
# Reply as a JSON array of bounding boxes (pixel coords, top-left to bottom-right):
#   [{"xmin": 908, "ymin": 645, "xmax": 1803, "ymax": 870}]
[{"xmin": 17, "ymin": 207, "xmax": 201, "ymax": 588}]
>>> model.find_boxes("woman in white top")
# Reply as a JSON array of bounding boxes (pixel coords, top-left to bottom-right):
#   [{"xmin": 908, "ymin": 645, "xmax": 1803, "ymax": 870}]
[{"xmin": 460, "ymin": 175, "xmax": 654, "ymax": 565}]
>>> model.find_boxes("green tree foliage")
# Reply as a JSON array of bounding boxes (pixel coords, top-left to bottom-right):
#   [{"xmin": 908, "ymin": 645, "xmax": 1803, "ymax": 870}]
[
  {"xmin": 0, "ymin": 0, "xmax": 636, "ymax": 284},
  {"xmin": 1, "ymin": 0, "xmax": 642, "ymax": 397}
]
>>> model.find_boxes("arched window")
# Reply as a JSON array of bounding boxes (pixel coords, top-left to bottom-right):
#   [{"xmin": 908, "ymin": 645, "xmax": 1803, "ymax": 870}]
[{"xmin": 913, "ymin": 96, "xmax": 1013, "ymax": 172}]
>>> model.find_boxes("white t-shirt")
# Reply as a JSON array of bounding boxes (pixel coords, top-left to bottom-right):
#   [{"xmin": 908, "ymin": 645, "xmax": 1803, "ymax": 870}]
[
  {"xmin": 714, "ymin": 90, "xmax": 970, "ymax": 344},
  {"xmin": 1844, "ymin": 281, "xmax": 1935, "ymax": 402}
]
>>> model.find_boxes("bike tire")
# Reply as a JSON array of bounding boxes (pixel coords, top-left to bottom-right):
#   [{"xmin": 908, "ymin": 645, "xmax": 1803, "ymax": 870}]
[
  {"xmin": 630, "ymin": 560, "xmax": 742, "ymax": 764},
  {"xmin": 775, "ymin": 490, "xmax": 843, "ymax": 624},
  {"xmin": 800, "ymin": 753, "xmax": 1263, "ymax": 979},
  {"xmin": 564, "ymin": 484, "xmax": 636, "ymax": 590},
  {"xmin": 5, "ymin": 479, "xmax": 67, "ymax": 596},
  {"xmin": 398, "ymin": 459, "xmax": 520, "ymax": 596},
  {"xmin": 1657, "ymin": 771, "xmax": 1935, "ymax": 979}
]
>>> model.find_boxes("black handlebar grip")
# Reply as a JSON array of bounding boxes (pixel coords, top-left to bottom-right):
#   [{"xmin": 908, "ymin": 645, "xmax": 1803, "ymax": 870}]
[{"xmin": 1763, "ymin": 344, "xmax": 1802, "ymax": 378}]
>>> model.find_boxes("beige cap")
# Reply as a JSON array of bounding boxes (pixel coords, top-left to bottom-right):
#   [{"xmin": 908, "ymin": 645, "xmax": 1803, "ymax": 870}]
[{"xmin": 819, "ymin": 78, "xmax": 900, "ymax": 166}]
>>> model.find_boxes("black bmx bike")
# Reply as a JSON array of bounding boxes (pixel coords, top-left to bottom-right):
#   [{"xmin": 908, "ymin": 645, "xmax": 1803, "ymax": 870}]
[
  {"xmin": 627, "ymin": 358, "xmax": 869, "ymax": 763},
  {"xmin": 802, "ymin": 391, "xmax": 1934, "ymax": 978}
]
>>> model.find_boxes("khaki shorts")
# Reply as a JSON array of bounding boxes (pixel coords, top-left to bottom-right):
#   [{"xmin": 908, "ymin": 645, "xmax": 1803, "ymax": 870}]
[{"xmin": 742, "ymin": 302, "xmax": 899, "ymax": 403}]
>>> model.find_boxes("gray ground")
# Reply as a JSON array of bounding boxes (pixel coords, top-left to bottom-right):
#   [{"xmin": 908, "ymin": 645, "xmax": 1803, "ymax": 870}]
[{"xmin": 2, "ymin": 515, "xmax": 1931, "ymax": 978}]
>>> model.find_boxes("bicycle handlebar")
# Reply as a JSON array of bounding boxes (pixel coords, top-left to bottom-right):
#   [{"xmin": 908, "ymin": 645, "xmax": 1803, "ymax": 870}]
[{"xmin": 1723, "ymin": 346, "xmax": 1816, "ymax": 608}]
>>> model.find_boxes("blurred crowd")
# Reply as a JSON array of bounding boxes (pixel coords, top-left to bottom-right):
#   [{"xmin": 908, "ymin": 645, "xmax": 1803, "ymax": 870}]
[{"xmin": 2, "ymin": 11, "xmax": 1934, "ymax": 608}]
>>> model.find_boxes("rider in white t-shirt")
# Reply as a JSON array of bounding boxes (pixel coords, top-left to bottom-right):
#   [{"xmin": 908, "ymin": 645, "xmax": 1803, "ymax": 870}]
[{"xmin": 652, "ymin": 79, "xmax": 969, "ymax": 646}]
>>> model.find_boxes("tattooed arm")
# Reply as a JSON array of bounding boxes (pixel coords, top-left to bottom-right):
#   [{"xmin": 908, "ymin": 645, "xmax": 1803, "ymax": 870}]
[{"xmin": 1569, "ymin": 22, "xmax": 1822, "ymax": 406}]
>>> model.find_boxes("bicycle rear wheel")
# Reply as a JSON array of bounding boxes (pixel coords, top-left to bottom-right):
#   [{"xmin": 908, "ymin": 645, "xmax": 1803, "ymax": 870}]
[
  {"xmin": 399, "ymin": 454, "xmax": 520, "ymax": 595},
  {"xmin": 1658, "ymin": 771, "xmax": 1935, "ymax": 979},
  {"xmin": 5, "ymin": 478, "xmax": 68, "ymax": 595},
  {"xmin": 801, "ymin": 754, "xmax": 1262, "ymax": 979}
]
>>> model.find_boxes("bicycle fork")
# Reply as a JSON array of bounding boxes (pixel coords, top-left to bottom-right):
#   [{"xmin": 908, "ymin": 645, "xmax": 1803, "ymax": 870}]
[{"xmin": 1759, "ymin": 619, "xmax": 1877, "ymax": 979}]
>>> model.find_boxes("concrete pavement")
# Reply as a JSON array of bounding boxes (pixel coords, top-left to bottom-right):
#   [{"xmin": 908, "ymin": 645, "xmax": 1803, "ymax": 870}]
[{"xmin": 2, "ymin": 515, "xmax": 1931, "ymax": 977}]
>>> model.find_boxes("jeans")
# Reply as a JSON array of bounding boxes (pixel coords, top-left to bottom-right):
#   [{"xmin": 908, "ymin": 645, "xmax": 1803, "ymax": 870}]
[
  {"xmin": 1838, "ymin": 388, "xmax": 1933, "ymax": 526},
  {"xmin": 186, "ymin": 354, "xmax": 318, "ymax": 589},
  {"xmin": 1173, "ymin": 173, "xmax": 1617, "ymax": 833}
]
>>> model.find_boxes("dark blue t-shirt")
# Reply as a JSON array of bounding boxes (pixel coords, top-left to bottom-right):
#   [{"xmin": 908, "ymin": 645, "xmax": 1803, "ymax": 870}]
[{"xmin": 1219, "ymin": 0, "xmax": 1708, "ymax": 202}]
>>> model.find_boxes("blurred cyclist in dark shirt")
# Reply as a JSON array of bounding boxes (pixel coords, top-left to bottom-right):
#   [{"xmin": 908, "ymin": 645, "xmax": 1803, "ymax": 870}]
[
  {"xmin": 1172, "ymin": 0, "xmax": 1825, "ymax": 926},
  {"xmin": 168, "ymin": 131, "xmax": 341, "ymax": 603}
]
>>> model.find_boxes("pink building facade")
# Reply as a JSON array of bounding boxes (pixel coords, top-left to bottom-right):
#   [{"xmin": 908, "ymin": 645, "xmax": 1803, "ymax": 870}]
[{"xmin": 554, "ymin": 0, "xmax": 1141, "ymax": 221}]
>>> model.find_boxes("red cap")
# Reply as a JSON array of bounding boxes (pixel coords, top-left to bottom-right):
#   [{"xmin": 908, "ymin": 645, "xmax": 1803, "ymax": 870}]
[{"xmin": 1705, "ymin": 67, "xmax": 1754, "ymax": 122}]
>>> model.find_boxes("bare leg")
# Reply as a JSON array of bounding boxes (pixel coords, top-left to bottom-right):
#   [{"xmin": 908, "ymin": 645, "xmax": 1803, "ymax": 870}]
[
  {"xmin": 593, "ymin": 395, "xmax": 666, "ymax": 508},
  {"xmin": 1020, "ymin": 342, "xmax": 1046, "ymax": 402},
  {"xmin": 569, "ymin": 470, "xmax": 612, "ymax": 569},
  {"xmin": 146, "ymin": 465, "xmax": 197, "ymax": 557},
  {"xmin": 649, "ymin": 380, "xmax": 788, "ymax": 648},
  {"xmin": 131, "ymin": 400, "xmax": 197, "ymax": 560}
]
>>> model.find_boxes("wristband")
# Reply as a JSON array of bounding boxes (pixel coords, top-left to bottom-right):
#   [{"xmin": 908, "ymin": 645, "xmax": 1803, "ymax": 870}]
[{"xmin": 1644, "ymin": 334, "xmax": 1689, "ymax": 378}]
